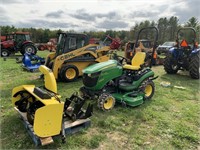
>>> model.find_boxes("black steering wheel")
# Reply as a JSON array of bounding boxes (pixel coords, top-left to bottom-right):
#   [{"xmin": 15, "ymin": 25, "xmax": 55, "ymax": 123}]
[{"xmin": 115, "ymin": 55, "xmax": 127, "ymax": 65}]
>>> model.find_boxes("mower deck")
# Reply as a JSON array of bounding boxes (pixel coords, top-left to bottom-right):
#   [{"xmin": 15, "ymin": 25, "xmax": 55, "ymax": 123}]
[
  {"xmin": 112, "ymin": 92, "xmax": 144, "ymax": 107},
  {"xmin": 14, "ymin": 107, "xmax": 91, "ymax": 146},
  {"xmin": 22, "ymin": 64, "xmax": 42, "ymax": 72}
]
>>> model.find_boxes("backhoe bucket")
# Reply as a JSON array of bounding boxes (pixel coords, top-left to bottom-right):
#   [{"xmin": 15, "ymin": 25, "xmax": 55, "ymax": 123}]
[{"xmin": 33, "ymin": 103, "xmax": 64, "ymax": 137}]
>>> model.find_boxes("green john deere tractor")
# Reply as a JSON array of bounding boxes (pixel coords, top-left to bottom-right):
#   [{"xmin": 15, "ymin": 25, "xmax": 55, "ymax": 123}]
[{"xmin": 80, "ymin": 27, "xmax": 158, "ymax": 111}]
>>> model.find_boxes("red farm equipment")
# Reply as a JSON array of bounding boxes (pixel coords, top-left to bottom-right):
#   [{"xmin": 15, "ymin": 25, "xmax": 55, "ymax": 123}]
[
  {"xmin": 37, "ymin": 38, "xmax": 57, "ymax": 52},
  {"xmin": 0, "ymin": 32, "xmax": 37, "ymax": 57}
]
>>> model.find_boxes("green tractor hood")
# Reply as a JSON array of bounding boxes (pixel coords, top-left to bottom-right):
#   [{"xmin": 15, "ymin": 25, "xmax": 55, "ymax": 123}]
[
  {"xmin": 82, "ymin": 60, "xmax": 123, "ymax": 90},
  {"xmin": 83, "ymin": 60, "xmax": 119, "ymax": 74}
]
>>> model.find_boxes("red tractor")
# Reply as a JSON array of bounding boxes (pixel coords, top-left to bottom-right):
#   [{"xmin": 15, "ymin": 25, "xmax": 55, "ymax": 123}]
[{"xmin": 1, "ymin": 32, "xmax": 37, "ymax": 57}]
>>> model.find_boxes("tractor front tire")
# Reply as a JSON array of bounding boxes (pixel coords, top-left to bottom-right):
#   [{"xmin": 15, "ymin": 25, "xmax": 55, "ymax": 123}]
[
  {"xmin": 189, "ymin": 51, "xmax": 200, "ymax": 79},
  {"xmin": 1, "ymin": 49, "xmax": 10, "ymax": 57},
  {"xmin": 60, "ymin": 65, "xmax": 79, "ymax": 82},
  {"xmin": 97, "ymin": 93, "xmax": 115, "ymax": 111},
  {"xmin": 21, "ymin": 44, "xmax": 37, "ymax": 55},
  {"xmin": 164, "ymin": 53, "xmax": 179, "ymax": 74},
  {"xmin": 140, "ymin": 79, "xmax": 155, "ymax": 100}
]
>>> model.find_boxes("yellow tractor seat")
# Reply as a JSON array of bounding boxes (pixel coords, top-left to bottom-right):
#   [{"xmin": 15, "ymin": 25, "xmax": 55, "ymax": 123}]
[{"xmin": 123, "ymin": 52, "xmax": 146, "ymax": 71}]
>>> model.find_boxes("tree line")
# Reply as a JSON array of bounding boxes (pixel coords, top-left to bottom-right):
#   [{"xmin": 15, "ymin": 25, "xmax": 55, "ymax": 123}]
[{"xmin": 0, "ymin": 16, "xmax": 199, "ymax": 45}]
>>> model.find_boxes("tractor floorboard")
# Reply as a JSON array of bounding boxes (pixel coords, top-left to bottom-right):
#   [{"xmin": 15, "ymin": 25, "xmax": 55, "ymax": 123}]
[{"xmin": 14, "ymin": 107, "xmax": 91, "ymax": 146}]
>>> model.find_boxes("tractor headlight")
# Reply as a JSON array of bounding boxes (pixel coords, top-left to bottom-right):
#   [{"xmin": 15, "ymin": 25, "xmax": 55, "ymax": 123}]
[{"xmin": 87, "ymin": 72, "xmax": 101, "ymax": 78}]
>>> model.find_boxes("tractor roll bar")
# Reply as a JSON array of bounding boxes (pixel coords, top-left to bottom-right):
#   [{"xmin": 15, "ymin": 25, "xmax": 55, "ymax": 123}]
[
  {"xmin": 134, "ymin": 26, "xmax": 159, "ymax": 68},
  {"xmin": 176, "ymin": 27, "xmax": 197, "ymax": 48},
  {"xmin": 177, "ymin": 27, "xmax": 196, "ymax": 40}
]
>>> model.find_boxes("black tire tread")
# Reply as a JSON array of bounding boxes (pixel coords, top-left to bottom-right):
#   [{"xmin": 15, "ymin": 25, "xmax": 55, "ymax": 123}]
[
  {"xmin": 21, "ymin": 43, "xmax": 37, "ymax": 55},
  {"xmin": 189, "ymin": 52, "xmax": 200, "ymax": 79},
  {"xmin": 60, "ymin": 65, "xmax": 79, "ymax": 82},
  {"xmin": 163, "ymin": 53, "xmax": 178, "ymax": 74},
  {"xmin": 1, "ymin": 49, "xmax": 10, "ymax": 57},
  {"xmin": 97, "ymin": 93, "xmax": 115, "ymax": 111},
  {"xmin": 139, "ymin": 79, "xmax": 155, "ymax": 100}
]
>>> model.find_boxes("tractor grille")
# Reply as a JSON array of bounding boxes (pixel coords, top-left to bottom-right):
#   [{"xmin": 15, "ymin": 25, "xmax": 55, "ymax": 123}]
[{"xmin": 82, "ymin": 72, "xmax": 101, "ymax": 87}]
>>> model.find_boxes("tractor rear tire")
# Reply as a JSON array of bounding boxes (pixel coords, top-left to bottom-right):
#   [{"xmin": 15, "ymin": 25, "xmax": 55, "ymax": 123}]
[
  {"xmin": 60, "ymin": 65, "xmax": 79, "ymax": 82},
  {"xmin": 140, "ymin": 79, "xmax": 155, "ymax": 100},
  {"xmin": 1, "ymin": 49, "xmax": 10, "ymax": 57},
  {"xmin": 189, "ymin": 51, "xmax": 200, "ymax": 79},
  {"xmin": 164, "ymin": 53, "xmax": 179, "ymax": 74},
  {"xmin": 97, "ymin": 93, "xmax": 115, "ymax": 111},
  {"xmin": 21, "ymin": 43, "xmax": 37, "ymax": 55}
]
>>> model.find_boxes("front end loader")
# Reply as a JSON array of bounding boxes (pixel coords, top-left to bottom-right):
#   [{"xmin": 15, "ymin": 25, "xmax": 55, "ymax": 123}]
[
  {"xmin": 45, "ymin": 33, "xmax": 121, "ymax": 82},
  {"xmin": 12, "ymin": 65, "xmax": 93, "ymax": 140}
]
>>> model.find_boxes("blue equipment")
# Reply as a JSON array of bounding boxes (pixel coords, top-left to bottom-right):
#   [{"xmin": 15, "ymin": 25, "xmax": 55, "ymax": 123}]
[
  {"xmin": 163, "ymin": 27, "xmax": 200, "ymax": 79},
  {"xmin": 22, "ymin": 52, "xmax": 45, "ymax": 72}
]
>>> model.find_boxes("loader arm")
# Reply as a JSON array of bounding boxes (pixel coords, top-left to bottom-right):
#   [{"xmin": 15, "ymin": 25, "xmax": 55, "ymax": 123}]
[
  {"xmin": 44, "ymin": 52, "xmax": 56, "ymax": 66},
  {"xmin": 52, "ymin": 44, "xmax": 111, "ymax": 79}
]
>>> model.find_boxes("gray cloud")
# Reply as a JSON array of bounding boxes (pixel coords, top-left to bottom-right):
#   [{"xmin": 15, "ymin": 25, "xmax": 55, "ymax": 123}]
[
  {"xmin": 96, "ymin": 11, "xmax": 120, "ymax": 19},
  {"xmin": 96, "ymin": 20, "xmax": 129, "ymax": 29},
  {"xmin": 1, "ymin": 0, "xmax": 21, "ymax": 4},
  {"xmin": 1, "ymin": 0, "xmax": 199, "ymax": 31},
  {"xmin": 71, "ymin": 9, "xmax": 95, "ymax": 21},
  {"xmin": 15, "ymin": 19, "xmax": 79, "ymax": 29},
  {"xmin": 45, "ymin": 10, "xmax": 64, "ymax": 18},
  {"xmin": 129, "ymin": 11, "xmax": 160, "ymax": 18},
  {"xmin": 0, "ymin": 7, "xmax": 12, "ymax": 26},
  {"xmin": 30, "ymin": 10, "xmax": 38, "ymax": 14},
  {"xmin": 172, "ymin": 0, "xmax": 200, "ymax": 23},
  {"xmin": 0, "ymin": 6, "xmax": 6, "ymax": 13},
  {"xmin": 71, "ymin": 9, "xmax": 121, "ymax": 21},
  {"xmin": 0, "ymin": 20, "xmax": 13, "ymax": 26},
  {"xmin": 1, "ymin": 0, "xmax": 38, "ymax": 4}
]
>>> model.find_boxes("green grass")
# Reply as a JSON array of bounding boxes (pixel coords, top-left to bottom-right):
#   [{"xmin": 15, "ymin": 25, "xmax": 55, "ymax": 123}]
[{"xmin": 0, "ymin": 51, "xmax": 200, "ymax": 149}]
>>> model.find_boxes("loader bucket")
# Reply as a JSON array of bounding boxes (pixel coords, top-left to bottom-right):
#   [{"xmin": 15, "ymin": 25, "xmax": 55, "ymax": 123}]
[{"xmin": 33, "ymin": 103, "xmax": 64, "ymax": 137}]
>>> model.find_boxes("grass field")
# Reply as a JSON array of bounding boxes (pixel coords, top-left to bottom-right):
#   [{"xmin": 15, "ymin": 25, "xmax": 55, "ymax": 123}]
[{"xmin": 0, "ymin": 51, "xmax": 199, "ymax": 149}]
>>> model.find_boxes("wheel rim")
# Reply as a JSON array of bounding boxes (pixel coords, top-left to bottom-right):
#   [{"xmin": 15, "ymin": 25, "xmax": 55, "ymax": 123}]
[
  {"xmin": 103, "ymin": 97, "xmax": 114, "ymax": 110},
  {"xmin": 171, "ymin": 59, "xmax": 178, "ymax": 70},
  {"xmin": 172, "ymin": 64, "xmax": 178, "ymax": 70},
  {"xmin": 26, "ymin": 46, "xmax": 34, "ymax": 53},
  {"xmin": 145, "ymin": 84, "xmax": 153, "ymax": 97},
  {"xmin": 66, "ymin": 68, "xmax": 76, "ymax": 79},
  {"xmin": 2, "ymin": 51, "xmax": 8, "ymax": 57}
]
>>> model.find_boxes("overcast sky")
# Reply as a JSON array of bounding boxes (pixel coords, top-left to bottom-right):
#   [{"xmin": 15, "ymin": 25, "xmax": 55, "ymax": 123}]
[{"xmin": 0, "ymin": 0, "xmax": 199, "ymax": 31}]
